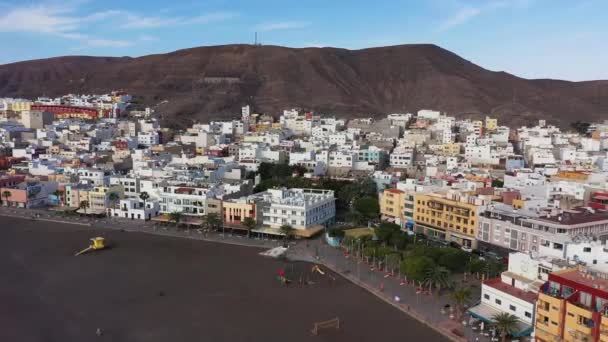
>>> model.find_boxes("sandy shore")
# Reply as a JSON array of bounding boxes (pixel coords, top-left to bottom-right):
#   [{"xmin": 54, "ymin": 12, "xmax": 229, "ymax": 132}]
[{"xmin": 0, "ymin": 216, "xmax": 447, "ymax": 342}]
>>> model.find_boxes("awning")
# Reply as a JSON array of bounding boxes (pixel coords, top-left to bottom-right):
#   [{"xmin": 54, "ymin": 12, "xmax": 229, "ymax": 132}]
[
  {"xmin": 467, "ymin": 303, "xmax": 533, "ymax": 337},
  {"xmin": 251, "ymin": 225, "xmax": 325, "ymax": 238},
  {"xmin": 76, "ymin": 208, "xmax": 106, "ymax": 215}
]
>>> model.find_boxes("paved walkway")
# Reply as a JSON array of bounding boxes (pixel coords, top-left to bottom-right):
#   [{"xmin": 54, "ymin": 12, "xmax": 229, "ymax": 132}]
[{"xmin": 286, "ymin": 239, "xmax": 506, "ymax": 342}]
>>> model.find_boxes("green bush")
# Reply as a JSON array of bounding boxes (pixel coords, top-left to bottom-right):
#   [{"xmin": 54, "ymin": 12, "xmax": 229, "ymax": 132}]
[{"xmin": 400, "ymin": 256, "xmax": 436, "ymax": 282}]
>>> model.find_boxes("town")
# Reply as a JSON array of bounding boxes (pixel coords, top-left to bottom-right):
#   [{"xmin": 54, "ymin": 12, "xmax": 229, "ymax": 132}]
[{"xmin": 1, "ymin": 93, "xmax": 608, "ymax": 342}]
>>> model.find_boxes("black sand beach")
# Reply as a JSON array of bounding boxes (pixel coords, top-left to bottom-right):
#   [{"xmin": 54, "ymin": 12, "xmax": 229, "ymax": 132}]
[{"xmin": 0, "ymin": 216, "xmax": 447, "ymax": 342}]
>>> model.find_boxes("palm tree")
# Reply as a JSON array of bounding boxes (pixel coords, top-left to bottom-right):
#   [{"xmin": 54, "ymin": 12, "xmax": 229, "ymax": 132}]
[
  {"xmin": 2, "ymin": 190, "xmax": 11, "ymax": 206},
  {"xmin": 139, "ymin": 191, "xmax": 150, "ymax": 209},
  {"xmin": 53, "ymin": 190, "xmax": 64, "ymax": 205},
  {"xmin": 242, "ymin": 217, "xmax": 257, "ymax": 238},
  {"xmin": 108, "ymin": 192, "xmax": 120, "ymax": 209},
  {"xmin": 450, "ymin": 287, "xmax": 472, "ymax": 318},
  {"xmin": 79, "ymin": 200, "xmax": 90, "ymax": 215},
  {"xmin": 492, "ymin": 312, "xmax": 519, "ymax": 342},
  {"xmin": 205, "ymin": 213, "xmax": 223, "ymax": 232},
  {"xmin": 279, "ymin": 224, "xmax": 295, "ymax": 242},
  {"xmin": 424, "ymin": 265, "xmax": 451, "ymax": 294},
  {"xmin": 169, "ymin": 211, "xmax": 182, "ymax": 226}
]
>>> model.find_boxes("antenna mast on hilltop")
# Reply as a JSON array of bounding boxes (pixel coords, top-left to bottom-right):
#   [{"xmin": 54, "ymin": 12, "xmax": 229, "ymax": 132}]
[{"xmin": 254, "ymin": 32, "xmax": 261, "ymax": 46}]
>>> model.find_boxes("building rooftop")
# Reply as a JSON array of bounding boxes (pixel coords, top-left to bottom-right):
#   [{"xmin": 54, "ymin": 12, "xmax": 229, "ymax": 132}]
[
  {"xmin": 532, "ymin": 207, "xmax": 608, "ymax": 225},
  {"xmin": 551, "ymin": 268, "xmax": 608, "ymax": 293},
  {"xmin": 483, "ymin": 278, "xmax": 538, "ymax": 303}
]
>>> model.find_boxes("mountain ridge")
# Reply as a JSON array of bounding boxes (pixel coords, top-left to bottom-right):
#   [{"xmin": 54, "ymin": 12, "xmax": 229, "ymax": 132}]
[{"xmin": 0, "ymin": 43, "xmax": 606, "ymax": 128}]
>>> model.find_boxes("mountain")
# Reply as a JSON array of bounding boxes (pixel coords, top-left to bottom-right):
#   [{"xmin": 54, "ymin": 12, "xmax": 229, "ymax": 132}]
[{"xmin": 0, "ymin": 44, "xmax": 607, "ymax": 128}]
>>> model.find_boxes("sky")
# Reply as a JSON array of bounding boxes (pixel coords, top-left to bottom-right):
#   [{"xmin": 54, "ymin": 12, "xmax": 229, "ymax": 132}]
[{"xmin": 0, "ymin": 0, "xmax": 606, "ymax": 81}]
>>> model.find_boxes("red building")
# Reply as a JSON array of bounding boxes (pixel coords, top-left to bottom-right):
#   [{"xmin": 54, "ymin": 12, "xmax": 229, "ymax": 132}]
[
  {"xmin": 31, "ymin": 104, "xmax": 106, "ymax": 120},
  {"xmin": 589, "ymin": 192, "xmax": 608, "ymax": 210},
  {"xmin": 114, "ymin": 140, "xmax": 129, "ymax": 150},
  {"xmin": 0, "ymin": 157, "xmax": 25, "ymax": 170}
]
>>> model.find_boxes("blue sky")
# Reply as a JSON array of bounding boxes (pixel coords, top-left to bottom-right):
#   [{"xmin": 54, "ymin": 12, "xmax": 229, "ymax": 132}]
[{"xmin": 0, "ymin": 0, "xmax": 606, "ymax": 81}]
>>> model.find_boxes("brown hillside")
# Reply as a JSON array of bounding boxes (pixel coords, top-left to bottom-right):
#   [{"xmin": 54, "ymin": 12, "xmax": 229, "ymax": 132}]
[{"xmin": 0, "ymin": 44, "xmax": 606, "ymax": 127}]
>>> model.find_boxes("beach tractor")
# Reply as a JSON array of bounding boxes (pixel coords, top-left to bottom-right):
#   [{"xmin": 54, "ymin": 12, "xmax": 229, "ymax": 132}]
[{"xmin": 74, "ymin": 237, "xmax": 106, "ymax": 256}]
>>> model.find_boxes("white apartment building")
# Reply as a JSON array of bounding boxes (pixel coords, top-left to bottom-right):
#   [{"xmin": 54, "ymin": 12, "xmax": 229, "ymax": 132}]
[
  {"xmin": 107, "ymin": 198, "xmax": 160, "ymax": 221},
  {"xmin": 78, "ymin": 168, "xmax": 110, "ymax": 186},
  {"xmin": 255, "ymin": 188, "xmax": 335, "ymax": 231},
  {"xmin": 110, "ymin": 175, "xmax": 140, "ymax": 198},
  {"xmin": 328, "ymin": 150, "xmax": 356, "ymax": 168},
  {"xmin": 468, "ymin": 252, "xmax": 567, "ymax": 339},
  {"xmin": 417, "ymin": 109, "xmax": 441, "ymax": 120},
  {"xmin": 156, "ymin": 185, "xmax": 211, "ymax": 216},
  {"xmin": 138, "ymin": 131, "xmax": 160, "ymax": 146},
  {"xmin": 390, "ymin": 148, "xmax": 414, "ymax": 168}
]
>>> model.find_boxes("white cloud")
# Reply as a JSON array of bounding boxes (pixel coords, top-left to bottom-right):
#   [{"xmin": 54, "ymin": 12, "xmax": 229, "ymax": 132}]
[
  {"xmin": 254, "ymin": 21, "xmax": 311, "ymax": 32},
  {"xmin": 437, "ymin": 0, "xmax": 534, "ymax": 31},
  {"xmin": 0, "ymin": 3, "xmax": 129, "ymax": 48},
  {"xmin": 139, "ymin": 34, "xmax": 159, "ymax": 42},
  {"xmin": 438, "ymin": 7, "xmax": 482, "ymax": 31},
  {"xmin": 0, "ymin": 4, "xmax": 80, "ymax": 35},
  {"xmin": 121, "ymin": 11, "xmax": 237, "ymax": 29},
  {"xmin": 85, "ymin": 38, "xmax": 132, "ymax": 48},
  {"xmin": 0, "ymin": 3, "xmax": 236, "ymax": 50}
]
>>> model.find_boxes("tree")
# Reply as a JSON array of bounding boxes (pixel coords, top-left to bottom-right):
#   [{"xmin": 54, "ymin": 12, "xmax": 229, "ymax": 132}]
[
  {"xmin": 279, "ymin": 224, "xmax": 295, "ymax": 241},
  {"xmin": 79, "ymin": 200, "xmax": 90, "ymax": 215},
  {"xmin": 491, "ymin": 179, "xmax": 504, "ymax": 188},
  {"xmin": 467, "ymin": 258, "xmax": 487, "ymax": 278},
  {"xmin": 389, "ymin": 230, "xmax": 410, "ymax": 250},
  {"xmin": 374, "ymin": 222, "xmax": 400, "ymax": 244},
  {"xmin": 139, "ymin": 191, "xmax": 150, "ymax": 209},
  {"xmin": 108, "ymin": 192, "xmax": 120, "ymax": 210},
  {"xmin": 437, "ymin": 249, "xmax": 469, "ymax": 273},
  {"xmin": 386, "ymin": 253, "xmax": 402, "ymax": 273},
  {"xmin": 2, "ymin": 190, "xmax": 12, "ymax": 206},
  {"xmin": 344, "ymin": 210, "xmax": 363, "ymax": 226},
  {"xmin": 492, "ymin": 312, "xmax": 519, "ymax": 342},
  {"xmin": 53, "ymin": 190, "xmax": 64, "ymax": 205},
  {"xmin": 570, "ymin": 121, "xmax": 591, "ymax": 135},
  {"xmin": 205, "ymin": 213, "xmax": 223, "ymax": 232},
  {"xmin": 450, "ymin": 287, "xmax": 472, "ymax": 318},
  {"xmin": 354, "ymin": 196, "xmax": 380, "ymax": 221},
  {"xmin": 169, "ymin": 211, "xmax": 182, "ymax": 226},
  {"xmin": 400, "ymin": 256, "xmax": 435, "ymax": 282},
  {"xmin": 424, "ymin": 265, "xmax": 451, "ymax": 293},
  {"xmin": 242, "ymin": 217, "xmax": 257, "ymax": 238}
]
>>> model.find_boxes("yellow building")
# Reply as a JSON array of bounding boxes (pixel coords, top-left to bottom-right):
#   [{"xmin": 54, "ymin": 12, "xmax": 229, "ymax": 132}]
[
  {"xmin": 485, "ymin": 116, "xmax": 498, "ymax": 131},
  {"xmin": 9, "ymin": 101, "xmax": 32, "ymax": 112},
  {"xmin": 86, "ymin": 184, "xmax": 124, "ymax": 214},
  {"xmin": 535, "ymin": 268, "xmax": 608, "ymax": 342},
  {"xmin": 413, "ymin": 192, "xmax": 484, "ymax": 249},
  {"xmin": 222, "ymin": 198, "xmax": 260, "ymax": 230},
  {"xmin": 438, "ymin": 143, "xmax": 461, "ymax": 157},
  {"xmin": 380, "ymin": 189, "xmax": 406, "ymax": 223}
]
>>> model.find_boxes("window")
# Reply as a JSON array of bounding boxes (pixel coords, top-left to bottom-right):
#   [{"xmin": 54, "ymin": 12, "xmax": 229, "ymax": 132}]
[
  {"xmin": 509, "ymin": 305, "xmax": 516, "ymax": 311},
  {"xmin": 484, "ymin": 294, "xmax": 490, "ymax": 300},
  {"xmin": 525, "ymin": 312, "xmax": 532, "ymax": 318},
  {"xmin": 495, "ymin": 299, "xmax": 502, "ymax": 305},
  {"xmin": 584, "ymin": 247, "xmax": 592, "ymax": 252}
]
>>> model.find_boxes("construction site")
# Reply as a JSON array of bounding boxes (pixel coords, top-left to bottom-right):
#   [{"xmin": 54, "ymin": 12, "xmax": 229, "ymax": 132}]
[{"xmin": 0, "ymin": 215, "xmax": 446, "ymax": 342}]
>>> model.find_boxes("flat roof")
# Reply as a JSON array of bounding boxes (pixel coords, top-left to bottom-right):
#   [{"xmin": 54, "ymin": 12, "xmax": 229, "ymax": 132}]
[
  {"xmin": 552, "ymin": 268, "xmax": 608, "ymax": 292},
  {"xmin": 533, "ymin": 209, "xmax": 608, "ymax": 225},
  {"xmin": 483, "ymin": 278, "xmax": 537, "ymax": 303}
]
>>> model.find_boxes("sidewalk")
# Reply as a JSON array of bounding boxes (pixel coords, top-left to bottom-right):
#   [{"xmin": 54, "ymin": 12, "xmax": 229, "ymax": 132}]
[{"xmin": 287, "ymin": 239, "xmax": 496, "ymax": 342}]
